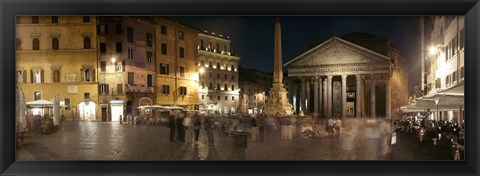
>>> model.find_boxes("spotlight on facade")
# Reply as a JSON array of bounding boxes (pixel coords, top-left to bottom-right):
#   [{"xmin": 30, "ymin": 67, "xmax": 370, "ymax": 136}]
[
  {"xmin": 428, "ymin": 46, "xmax": 438, "ymax": 55},
  {"xmin": 111, "ymin": 57, "xmax": 116, "ymax": 64},
  {"xmin": 199, "ymin": 67, "xmax": 205, "ymax": 74}
]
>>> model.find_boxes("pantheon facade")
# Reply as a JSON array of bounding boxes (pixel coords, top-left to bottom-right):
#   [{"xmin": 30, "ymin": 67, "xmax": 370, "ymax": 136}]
[{"xmin": 284, "ymin": 33, "xmax": 408, "ymax": 118}]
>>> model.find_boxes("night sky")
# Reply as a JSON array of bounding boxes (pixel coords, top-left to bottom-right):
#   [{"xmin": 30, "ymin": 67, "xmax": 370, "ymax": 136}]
[{"xmin": 169, "ymin": 16, "xmax": 421, "ymax": 93}]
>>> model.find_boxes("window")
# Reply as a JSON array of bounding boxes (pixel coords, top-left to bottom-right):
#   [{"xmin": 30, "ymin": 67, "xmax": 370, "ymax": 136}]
[
  {"xmin": 224, "ymin": 84, "xmax": 228, "ymax": 91},
  {"xmin": 84, "ymin": 37, "xmax": 91, "ymax": 49},
  {"xmin": 446, "ymin": 75, "xmax": 451, "ymax": 86},
  {"xmin": 128, "ymin": 48, "xmax": 134, "ymax": 60},
  {"xmin": 200, "ymin": 39, "xmax": 204, "ymax": 48},
  {"xmin": 51, "ymin": 16, "xmax": 58, "ymax": 23},
  {"xmin": 127, "ymin": 27, "xmax": 133, "ymax": 43},
  {"xmin": 179, "ymin": 31, "xmax": 184, "ymax": 40},
  {"xmin": 452, "ymin": 71, "xmax": 457, "ymax": 83},
  {"xmin": 116, "ymin": 24, "xmax": 122, "ymax": 35},
  {"xmin": 217, "ymin": 73, "xmax": 220, "ymax": 79},
  {"xmin": 231, "ymin": 65, "xmax": 235, "ymax": 71},
  {"xmin": 179, "ymin": 67, "xmax": 185, "ymax": 77},
  {"xmin": 216, "ymin": 63, "xmax": 220, "ymax": 69},
  {"xmin": 254, "ymin": 96, "xmax": 256, "ymax": 100},
  {"xmin": 99, "ymin": 24, "xmax": 108, "ymax": 35},
  {"xmin": 160, "ymin": 25, "xmax": 167, "ymax": 35},
  {"xmin": 116, "ymin": 42, "xmax": 122, "ymax": 53},
  {"xmin": 84, "ymin": 69, "xmax": 94, "ymax": 82},
  {"xmin": 17, "ymin": 70, "xmax": 26, "ymax": 84},
  {"xmin": 32, "ymin": 38, "xmax": 39, "ymax": 50},
  {"xmin": 117, "ymin": 83, "xmax": 123, "ymax": 94},
  {"xmin": 160, "ymin": 63, "xmax": 169, "ymax": 75},
  {"xmin": 209, "ymin": 62, "xmax": 213, "ymax": 68},
  {"xmin": 52, "ymin": 70, "xmax": 60, "ymax": 83},
  {"xmin": 217, "ymin": 83, "xmax": 220, "ymax": 90},
  {"xmin": 146, "ymin": 32, "xmax": 153, "ymax": 47},
  {"xmin": 201, "ymin": 95, "xmax": 204, "ymax": 100},
  {"xmin": 231, "ymin": 75, "xmax": 234, "ymax": 80},
  {"xmin": 435, "ymin": 78, "xmax": 441, "ymax": 88},
  {"xmin": 218, "ymin": 96, "xmax": 220, "ymax": 100},
  {"xmin": 162, "ymin": 85, "xmax": 170, "ymax": 95},
  {"xmin": 225, "ymin": 96, "xmax": 228, "ymax": 100},
  {"xmin": 32, "ymin": 16, "xmax": 38, "ymax": 24},
  {"xmin": 200, "ymin": 60, "xmax": 205, "ymax": 66},
  {"xmin": 224, "ymin": 45, "xmax": 227, "ymax": 51},
  {"xmin": 16, "ymin": 38, "xmax": 21, "ymax": 51},
  {"xmin": 224, "ymin": 74, "xmax": 227, "ymax": 80},
  {"xmin": 127, "ymin": 72, "xmax": 134, "ymax": 85},
  {"xmin": 34, "ymin": 91, "xmax": 41, "ymax": 100},
  {"xmin": 209, "ymin": 83, "xmax": 213, "ymax": 89},
  {"xmin": 161, "ymin": 43, "xmax": 167, "ymax": 55},
  {"xmin": 52, "ymin": 38, "xmax": 59, "ymax": 50},
  {"xmin": 83, "ymin": 16, "xmax": 90, "ymax": 23},
  {"xmin": 209, "ymin": 72, "xmax": 212, "ymax": 78},
  {"xmin": 147, "ymin": 51, "xmax": 153, "ymax": 63},
  {"xmin": 116, "ymin": 61, "xmax": 124, "ymax": 72},
  {"xmin": 100, "ymin": 84, "xmax": 109, "ymax": 95},
  {"xmin": 179, "ymin": 86, "xmax": 187, "ymax": 95},
  {"xmin": 461, "ymin": 67, "xmax": 465, "ymax": 80},
  {"xmin": 209, "ymin": 96, "xmax": 212, "ymax": 100},
  {"xmin": 147, "ymin": 74, "xmax": 153, "ymax": 87},
  {"xmin": 31, "ymin": 70, "xmax": 43, "ymax": 83},
  {"xmin": 231, "ymin": 85, "xmax": 234, "ymax": 91},
  {"xmin": 100, "ymin": 61, "xmax": 106, "ymax": 72},
  {"xmin": 100, "ymin": 43, "xmax": 106, "ymax": 53},
  {"xmin": 179, "ymin": 47, "xmax": 185, "ymax": 58},
  {"xmin": 64, "ymin": 98, "xmax": 70, "ymax": 110},
  {"xmin": 216, "ymin": 43, "xmax": 220, "ymax": 51},
  {"xmin": 84, "ymin": 92, "xmax": 90, "ymax": 99}
]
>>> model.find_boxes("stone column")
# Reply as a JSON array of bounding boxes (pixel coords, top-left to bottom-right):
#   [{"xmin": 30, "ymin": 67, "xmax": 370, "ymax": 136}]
[
  {"xmin": 386, "ymin": 78, "xmax": 391, "ymax": 118},
  {"xmin": 356, "ymin": 75, "xmax": 362, "ymax": 118},
  {"xmin": 323, "ymin": 78, "xmax": 328, "ymax": 117},
  {"xmin": 300, "ymin": 78, "xmax": 305, "ymax": 111},
  {"xmin": 327, "ymin": 75, "xmax": 333, "ymax": 118},
  {"xmin": 306, "ymin": 79, "xmax": 310, "ymax": 112},
  {"xmin": 342, "ymin": 75, "xmax": 347, "ymax": 118},
  {"xmin": 318, "ymin": 77, "xmax": 323, "ymax": 117},
  {"xmin": 370, "ymin": 77, "xmax": 376, "ymax": 118},
  {"xmin": 314, "ymin": 77, "xmax": 319, "ymax": 117}
]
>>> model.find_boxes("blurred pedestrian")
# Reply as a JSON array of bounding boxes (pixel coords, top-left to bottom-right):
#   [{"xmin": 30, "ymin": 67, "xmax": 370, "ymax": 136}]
[
  {"xmin": 205, "ymin": 116, "xmax": 215, "ymax": 146},
  {"xmin": 286, "ymin": 116, "xmax": 293, "ymax": 140},
  {"xmin": 184, "ymin": 113, "xmax": 193, "ymax": 144},
  {"xmin": 257, "ymin": 115, "xmax": 266, "ymax": 142},
  {"xmin": 168, "ymin": 114, "xmax": 176, "ymax": 142},
  {"xmin": 250, "ymin": 115, "xmax": 258, "ymax": 141},
  {"xmin": 280, "ymin": 117, "xmax": 288, "ymax": 140},
  {"xmin": 192, "ymin": 115, "xmax": 202, "ymax": 145},
  {"xmin": 176, "ymin": 114, "xmax": 186, "ymax": 142},
  {"xmin": 327, "ymin": 117, "xmax": 335, "ymax": 136},
  {"xmin": 335, "ymin": 118, "xmax": 342, "ymax": 136}
]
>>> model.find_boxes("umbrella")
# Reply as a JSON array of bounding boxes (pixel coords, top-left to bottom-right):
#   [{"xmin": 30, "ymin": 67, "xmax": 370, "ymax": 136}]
[
  {"xmin": 53, "ymin": 95, "xmax": 60, "ymax": 126},
  {"xmin": 16, "ymin": 88, "xmax": 28, "ymax": 132},
  {"xmin": 26, "ymin": 99, "xmax": 54, "ymax": 108}
]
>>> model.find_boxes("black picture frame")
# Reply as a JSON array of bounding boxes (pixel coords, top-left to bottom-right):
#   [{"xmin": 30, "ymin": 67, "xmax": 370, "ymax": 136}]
[{"xmin": 1, "ymin": 0, "xmax": 479, "ymax": 175}]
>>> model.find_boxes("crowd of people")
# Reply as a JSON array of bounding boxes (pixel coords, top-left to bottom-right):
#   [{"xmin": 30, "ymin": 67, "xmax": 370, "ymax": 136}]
[{"xmin": 394, "ymin": 117, "xmax": 465, "ymax": 160}]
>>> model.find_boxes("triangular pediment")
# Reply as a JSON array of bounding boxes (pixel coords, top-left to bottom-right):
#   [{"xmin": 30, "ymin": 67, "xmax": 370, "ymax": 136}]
[{"xmin": 284, "ymin": 37, "xmax": 391, "ymax": 67}]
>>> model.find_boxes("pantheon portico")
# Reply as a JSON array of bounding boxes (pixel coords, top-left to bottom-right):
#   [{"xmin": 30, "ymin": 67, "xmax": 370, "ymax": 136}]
[{"xmin": 284, "ymin": 35, "xmax": 408, "ymax": 118}]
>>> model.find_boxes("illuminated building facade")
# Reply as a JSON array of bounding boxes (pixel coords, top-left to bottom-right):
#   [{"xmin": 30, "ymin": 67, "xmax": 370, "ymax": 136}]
[
  {"xmin": 238, "ymin": 67, "xmax": 272, "ymax": 114},
  {"xmin": 16, "ymin": 16, "xmax": 100, "ymax": 121},
  {"xmin": 154, "ymin": 18, "xmax": 200, "ymax": 111},
  {"xmin": 97, "ymin": 17, "xmax": 156, "ymax": 121},
  {"xmin": 197, "ymin": 32, "xmax": 240, "ymax": 114}
]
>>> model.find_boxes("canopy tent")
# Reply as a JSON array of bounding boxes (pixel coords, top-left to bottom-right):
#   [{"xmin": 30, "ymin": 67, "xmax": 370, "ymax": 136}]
[
  {"xmin": 137, "ymin": 105, "xmax": 187, "ymax": 111},
  {"xmin": 398, "ymin": 83, "xmax": 464, "ymax": 113},
  {"xmin": 26, "ymin": 99, "xmax": 54, "ymax": 108}
]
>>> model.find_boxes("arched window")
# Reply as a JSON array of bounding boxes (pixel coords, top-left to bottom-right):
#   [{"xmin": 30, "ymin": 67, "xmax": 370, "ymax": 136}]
[
  {"xmin": 32, "ymin": 38, "xmax": 39, "ymax": 50},
  {"xmin": 52, "ymin": 70, "xmax": 60, "ymax": 83},
  {"xmin": 200, "ymin": 39, "xmax": 204, "ymax": 48},
  {"xmin": 16, "ymin": 38, "xmax": 21, "ymax": 51},
  {"xmin": 17, "ymin": 70, "xmax": 24, "ymax": 83},
  {"xmin": 84, "ymin": 37, "xmax": 91, "ymax": 49},
  {"xmin": 52, "ymin": 38, "xmax": 59, "ymax": 50},
  {"xmin": 85, "ymin": 69, "xmax": 91, "ymax": 82},
  {"xmin": 34, "ymin": 91, "xmax": 41, "ymax": 101}
]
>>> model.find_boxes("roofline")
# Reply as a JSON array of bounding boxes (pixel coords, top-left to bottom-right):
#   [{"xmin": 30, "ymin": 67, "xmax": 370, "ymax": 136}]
[
  {"xmin": 199, "ymin": 32, "xmax": 231, "ymax": 42},
  {"xmin": 283, "ymin": 36, "xmax": 391, "ymax": 67}
]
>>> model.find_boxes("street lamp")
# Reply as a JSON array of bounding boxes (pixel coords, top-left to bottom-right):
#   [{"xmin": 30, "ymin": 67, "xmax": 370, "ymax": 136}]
[
  {"xmin": 428, "ymin": 44, "xmax": 444, "ymax": 56},
  {"xmin": 199, "ymin": 67, "xmax": 205, "ymax": 74},
  {"xmin": 111, "ymin": 57, "xmax": 116, "ymax": 64}
]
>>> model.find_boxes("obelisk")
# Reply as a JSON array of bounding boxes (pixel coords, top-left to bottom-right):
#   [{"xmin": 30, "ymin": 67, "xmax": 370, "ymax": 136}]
[{"xmin": 264, "ymin": 18, "xmax": 293, "ymax": 116}]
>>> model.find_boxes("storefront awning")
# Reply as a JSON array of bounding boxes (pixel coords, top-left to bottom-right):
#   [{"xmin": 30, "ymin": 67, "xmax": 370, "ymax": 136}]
[{"xmin": 399, "ymin": 84, "xmax": 464, "ymax": 113}]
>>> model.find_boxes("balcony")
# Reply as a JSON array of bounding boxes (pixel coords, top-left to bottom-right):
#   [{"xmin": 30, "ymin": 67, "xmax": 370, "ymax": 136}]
[{"xmin": 125, "ymin": 84, "xmax": 156, "ymax": 94}]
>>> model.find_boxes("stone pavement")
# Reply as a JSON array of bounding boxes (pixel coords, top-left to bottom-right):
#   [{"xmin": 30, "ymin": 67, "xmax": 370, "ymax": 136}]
[{"xmin": 16, "ymin": 119, "xmax": 433, "ymax": 161}]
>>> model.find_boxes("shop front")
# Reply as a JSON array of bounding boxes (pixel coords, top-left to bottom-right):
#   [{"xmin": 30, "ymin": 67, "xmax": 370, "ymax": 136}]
[{"xmin": 110, "ymin": 100, "xmax": 124, "ymax": 122}]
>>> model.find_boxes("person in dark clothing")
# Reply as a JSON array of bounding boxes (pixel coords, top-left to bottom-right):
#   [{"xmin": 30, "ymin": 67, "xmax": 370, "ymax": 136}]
[
  {"xmin": 436, "ymin": 132, "xmax": 454, "ymax": 160},
  {"xmin": 168, "ymin": 115, "xmax": 176, "ymax": 142},
  {"xmin": 176, "ymin": 116, "xmax": 186, "ymax": 142},
  {"xmin": 193, "ymin": 116, "xmax": 202, "ymax": 144}
]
